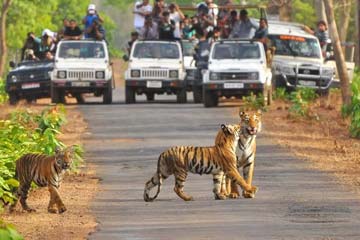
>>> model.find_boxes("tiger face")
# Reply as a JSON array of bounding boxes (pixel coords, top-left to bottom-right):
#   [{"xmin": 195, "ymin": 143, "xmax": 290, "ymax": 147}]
[
  {"xmin": 55, "ymin": 146, "xmax": 74, "ymax": 170},
  {"xmin": 220, "ymin": 124, "xmax": 241, "ymax": 141},
  {"xmin": 239, "ymin": 110, "xmax": 262, "ymax": 136}
]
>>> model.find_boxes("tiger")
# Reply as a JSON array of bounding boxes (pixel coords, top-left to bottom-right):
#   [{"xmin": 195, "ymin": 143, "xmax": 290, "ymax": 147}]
[
  {"xmin": 143, "ymin": 124, "xmax": 258, "ymax": 202},
  {"xmin": 9, "ymin": 146, "xmax": 74, "ymax": 214},
  {"xmin": 224, "ymin": 110, "xmax": 262, "ymax": 199}
]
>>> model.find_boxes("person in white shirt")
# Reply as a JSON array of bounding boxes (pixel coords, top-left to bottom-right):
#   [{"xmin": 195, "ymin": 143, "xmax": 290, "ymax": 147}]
[
  {"xmin": 133, "ymin": 0, "xmax": 153, "ymax": 33},
  {"xmin": 168, "ymin": 3, "xmax": 185, "ymax": 39}
]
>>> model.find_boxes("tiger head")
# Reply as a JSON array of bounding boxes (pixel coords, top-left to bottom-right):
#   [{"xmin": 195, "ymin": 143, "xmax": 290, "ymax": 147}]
[
  {"xmin": 216, "ymin": 124, "xmax": 242, "ymax": 148},
  {"xmin": 239, "ymin": 110, "xmax": 262, "ymax": 136},
  {"xmin": 55, "ymin": 146, "xmax": 75, "ymax": 170}
]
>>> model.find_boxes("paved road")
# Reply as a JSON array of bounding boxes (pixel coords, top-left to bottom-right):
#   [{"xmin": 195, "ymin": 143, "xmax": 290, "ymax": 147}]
[{"xmin": 80, "ymin": 89, "xmax": 360, "ymax": 240}]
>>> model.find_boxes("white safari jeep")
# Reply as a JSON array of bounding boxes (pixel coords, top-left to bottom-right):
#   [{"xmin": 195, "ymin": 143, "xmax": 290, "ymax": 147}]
[
  {"xmin": 51, "ymin": 40, "xmax": 113, "ymax": 104},
  {"xmin": 202, "ymin": 40, "xmax": 272, "ymax": 107},
  {"xmin": 124, "ymin": 40, "xmax": 186, "ymax": 103}
]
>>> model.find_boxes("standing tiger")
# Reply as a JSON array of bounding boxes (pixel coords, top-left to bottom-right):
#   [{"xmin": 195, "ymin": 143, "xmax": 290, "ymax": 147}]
[
  {"xmin": 225, "ymin": 110, "xmax": 262, "ymax": 199},
  {"xmin": 10, "ymin": 146, "xmax": 74, "ymax": 213},
  {"xmin": 143, "ymin": 124, "xmax": 258, "ymax": 202}
]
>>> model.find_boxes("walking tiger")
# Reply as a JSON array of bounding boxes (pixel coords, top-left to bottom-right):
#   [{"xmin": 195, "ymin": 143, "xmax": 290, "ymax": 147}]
[
  {"xmin": 10, "ymin": 146, "xmax": 74, "ymax": 213},
  {"xmin": 143, "ymin": 124, "xmax": 258, "ymax": 202}
]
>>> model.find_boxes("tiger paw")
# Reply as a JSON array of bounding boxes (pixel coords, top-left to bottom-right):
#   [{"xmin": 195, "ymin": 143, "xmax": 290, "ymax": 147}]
[
  {"xmin": 242, "ymin": 191, "xmax": 255, "ymax": 198},
  {"xmin": 228, "ymin": 193, "xmax": 240, "ymax": 199},
  {"xmin": 48, "ymin": 208, "xmax": 57, "ymax": 214},
  {"xmin": 214, "ymin": 194, "xmax": 227, "ymax": 200},
  {"xmin": 58, "ymin": 206, "xmax": 67, "ymax": 214}
]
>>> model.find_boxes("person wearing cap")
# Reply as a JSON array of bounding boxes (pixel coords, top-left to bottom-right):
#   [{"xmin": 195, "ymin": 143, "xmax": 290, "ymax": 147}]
[
  {"xmin": 139, "ymin": 15, "xmax": 158, "ymax": 40},
  {"xmin": 30, "ymin": 30, "xmax": 57, "ymax": 59},
  {"xmin": 169, "ymin": 3, "xmax": 185, "ymax": 39},
  {"xmin": 133, "ymin": 0, "xmax": 153, "ymax": 33},
  {"xmin": 24, "ymin": 49, "xmax": 39, "ymax": 61},
  {"xmin": 229, "ymin": 9, "xmax": 258, "ymax": 39},
  {"xmin": 158, "ymin": 11, "xmax": 175, "ymax": 40},
  {"xmin": 64, "ymin": 19, "xmax": 83, "ymax": 40},
  {"xmin": 83, "ymin": 4, "xmax": 104, "ymax": 38}
]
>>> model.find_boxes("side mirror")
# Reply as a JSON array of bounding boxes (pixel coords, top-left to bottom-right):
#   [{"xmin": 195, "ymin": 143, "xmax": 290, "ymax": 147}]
[
  {"xmin": 122, "ymin": 55, "xmax": 129, "ymax": 62},
  {"xmin": 9, "ymin": 61, "xmax": 16, "ymax": 68}
]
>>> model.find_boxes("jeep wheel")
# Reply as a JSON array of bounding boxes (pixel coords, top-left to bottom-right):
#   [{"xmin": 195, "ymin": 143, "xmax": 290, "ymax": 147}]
[
  {"xmin": 51, "ymin": 84, "xmax": 65, "ymax": 104},
  {"xmin": 9, "ymin": 93, "xmax": 18, "ymax": 105},
  {"xmin": 192, "ymin": 85, "xmax": 202, "ymax": 103},
  {"xmin": 125, "ymin": 86, "xmax": 135, "ymax": 104},
  {"xmin": 75, "ymin": 94, "xmax": 85, "ymax": 104},
  {"xmin": 146, "ymin": 93, "xmax": 155, "ymax": 101},
  {"xmin": 103, "ymin": 83, "xmax": 113, "ymax": 104},
  {"xmin": 203, "ymin": 90, "xmax": 218, "ymax": 108},
  {"xmin": 176, "ymin": 88, "xmax": 187, "ymax": 103}
]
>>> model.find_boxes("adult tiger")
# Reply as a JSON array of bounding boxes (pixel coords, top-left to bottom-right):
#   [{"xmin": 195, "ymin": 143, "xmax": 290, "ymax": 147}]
[
  {"xmin": 225, "ymin": 110, "xmax": 262, "ymax": 199},
  {"xmin": 143, "ymin": 124, "xmax": 258, "ymax": 202},
  {"xmin": 10, "ymin": 146, "xmax": 74, "ymax": 213}
]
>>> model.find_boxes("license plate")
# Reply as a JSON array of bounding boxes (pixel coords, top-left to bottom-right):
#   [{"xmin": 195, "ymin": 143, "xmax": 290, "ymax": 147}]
[
  {"xmin": 21, "ymin": 83, "xmax": 40, "ymax": 89},
  {"xmin": 146, "ymin": 81, "xmax": 162, "ymax": 88},
  {"xmin": 224, "ymin": 83, "xmax": 244, "ymax": 89},
  {"xmin": 71, "ymin": 82, "xmax": 90, "ymax": 87},
  {"xmin": 298, "ymin": 80, "xmax": 316, "ymax": 86}
]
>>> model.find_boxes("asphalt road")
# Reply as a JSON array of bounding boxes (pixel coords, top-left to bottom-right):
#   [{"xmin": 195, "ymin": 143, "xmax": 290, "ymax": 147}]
[{"xmin": 80, "ymin": 89, "xmax": 360, "ymax": 240}]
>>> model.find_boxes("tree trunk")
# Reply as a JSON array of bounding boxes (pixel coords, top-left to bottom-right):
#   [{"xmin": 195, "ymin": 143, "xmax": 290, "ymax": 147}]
[
  {"xmin": 267, "ymin": 0, "xmax": 292, "ymax": 21},
  {"xmin": 338, "ymin": 0, "xmax": 351, "ymax": 43},
  {"xmin": 323, "ymin": 0, "xmax": 351, "ymax": 105},
  {"xmin": 314, "ymin": 0, "xmax": 328, "ymax": 24},
  {"xmin": 0, "ymin": 0, "xmax": 12, "ymax": 77}
]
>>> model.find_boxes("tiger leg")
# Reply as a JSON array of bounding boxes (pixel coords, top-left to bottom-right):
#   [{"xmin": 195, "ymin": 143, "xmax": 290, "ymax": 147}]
[
  {"xmin": 219, "ymin": 173, "xmax": 228, "ymax": 196},
  {"xmin": 242, "ymin": 162, "xmax": 256, "ymax": 198},
  {"xmin": 213, "ymin": 173, "xmax": 226, "ymax": 200},
  {"xmin": 228, "ymin": 179, "xmax": 240, "ymax": 199},
  {"xmin": 226, "ymin": 166, "xmax": 257, "ymax": 195},
  {"xmin": 47, "ymin": 186, "xmax": 58, "ymax": 213},
  {"xmin": 9, "ymin": 188, "xmax": 20, "ymax": 212},
  {"xmin": 19, "ymin": 182, "xmax": 36, "ymax": 212},
  {"xmin": 173, "ymin": 170, "xmax": 193, "ymax": 201},
  {"xmin": 48, "ymin": 185, "xmax": 66, "ymax": 214}
]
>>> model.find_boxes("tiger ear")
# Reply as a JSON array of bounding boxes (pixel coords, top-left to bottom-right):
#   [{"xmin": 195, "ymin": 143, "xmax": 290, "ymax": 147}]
[
  {"xmin": 221, "ymin": 124, "xmax": 230, "ymax": 135},
  {"xmin": 55, "ymin": 146, "xmax": 61, "ymax": 154},
  {"xmin": 239, "ymin": 111, "xmax": 246, "ymax": 119}
]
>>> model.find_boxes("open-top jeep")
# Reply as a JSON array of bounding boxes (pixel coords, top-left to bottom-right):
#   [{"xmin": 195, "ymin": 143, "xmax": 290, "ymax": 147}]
[
  {"xmin": 202, "ymin": 39, "xmax": 272, "ymax": 107},
  {"xmin": 124, "ymin": 40, "xmax": 186, "ymax": 103},
  {"xmin": 51, "ymin": 39, "xmax": 113, "ymax": 104}
]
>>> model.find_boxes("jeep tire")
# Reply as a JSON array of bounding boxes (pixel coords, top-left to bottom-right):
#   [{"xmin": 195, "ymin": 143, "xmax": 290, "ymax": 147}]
[
  {"xmin": 9, "ymin": 93, "xmax": 18, "ymax": 105},
  {"xmin": 125, "ymin": 86, "xmax": 135, "ymax": 104},
  {"xmin": 203, "ymin": 89, "xmax": 218, "ymax": 108},
  {"xmin": 51, "ymin": 84, "xmax": 65, "ymax": 104},
  {"xmin": 103, "ymin": 82, "xmax": 113, "ymax": 104},
  {"xmin": 176, "ymin": 88, "xmax": 187, "ymax": 103},
  {"xmin": 192, "ymin": 85, "xmax": 202, "ymax": 103},
  {"xmin": 146, "ymin": 93, "xmax": 155, "ymax": 101}
]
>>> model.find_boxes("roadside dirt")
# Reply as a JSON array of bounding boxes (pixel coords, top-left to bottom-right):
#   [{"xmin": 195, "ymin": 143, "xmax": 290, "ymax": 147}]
[{"xmin": 261, "ymin": 91, "xmax": 360, "ymax": 193}]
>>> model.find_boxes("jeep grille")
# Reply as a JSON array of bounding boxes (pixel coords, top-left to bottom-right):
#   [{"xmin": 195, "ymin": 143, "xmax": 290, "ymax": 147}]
[
  {"xmin": 218, "ymin": 72, "xmax": 251, "ymax": 80},
  {"xmin": 141, "ymin": 69, "xmax": 168, "ymax": 78},
  {"xmin": 68, "ymin": 71, "xmax": 94, "ymax": 79}
]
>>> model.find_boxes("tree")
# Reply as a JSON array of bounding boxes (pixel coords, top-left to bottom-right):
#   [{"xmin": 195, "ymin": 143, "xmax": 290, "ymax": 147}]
[
  {"xmin": 323, "ymin": 0, "xmax": 351, "ymax": 105},
  {"xmin": 337, "ymin": 0, "xmax": 352, "ymax": 43},
  {"xmin": 268, "ymin": 0, "xmax": 292, "ymax": 21},
  {"xmin": 0, "ymin": 0, "xmax": 12, "ymax": 77}
]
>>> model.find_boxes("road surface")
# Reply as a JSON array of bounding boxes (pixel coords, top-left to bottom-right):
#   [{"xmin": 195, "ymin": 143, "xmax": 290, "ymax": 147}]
[{"xmin": 80, "ymin": 89, "xmax": 360, "ymax": 239}]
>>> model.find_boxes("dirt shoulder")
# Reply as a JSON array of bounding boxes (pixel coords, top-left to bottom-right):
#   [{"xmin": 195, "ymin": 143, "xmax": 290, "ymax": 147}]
[
  {"xmin": 262, "ymin": 93, "xmax": 360, "ymax": 194},
  {"xmin": 1, "ymin": 104, "xmax": 98, "ymax": 240}
]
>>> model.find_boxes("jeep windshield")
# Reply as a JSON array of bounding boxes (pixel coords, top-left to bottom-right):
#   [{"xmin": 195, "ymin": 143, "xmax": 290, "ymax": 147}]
[
  {"xmin": 133, "ymin": 42, "xmax": 180, "ymax": 59},
  {"xmin": 58, "ymin": 42, "xmax": 106, "ymax": 59},
  {"xmin": 269, "ymin": 35, "xmax": 321, "ymax": 58},
  {"xmin": 212, "ymin": 42, "xmax": 260, "ymax": 60}
]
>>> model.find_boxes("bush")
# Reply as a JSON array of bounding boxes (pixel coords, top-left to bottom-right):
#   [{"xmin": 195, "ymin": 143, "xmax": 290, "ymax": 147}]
[
  {"xmin": 241, "ymin": 92, "xmax": 266, "ymax": 111},
  {"xmin": 342, "ymin": 71, "xmax": 360, "ymax": 138},
  {"xmin": 0, "ymin": 106, "xmax": 83, "ymax": 205},
  {"xmin": 273, "ymin": 87, "xmax": 289, "ymax": 101},
  {"xmin": 289, "ymin": 88, "xmax": 318, "ymax": 119},
  {"xmin": 0, "ymin": 78, "xmax": 8, "ymax": 104},
  {"xmin": 0, "ymin": 220, "xmax": 23, "ymax": 240}
]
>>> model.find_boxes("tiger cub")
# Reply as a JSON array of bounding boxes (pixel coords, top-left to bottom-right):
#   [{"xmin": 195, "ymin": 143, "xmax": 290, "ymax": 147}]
[
  {"xmin": 144, "ymin": 124, "xmax": 258, "ymax": 202},
  {"xmin": 10, "ymin": 146, "xmax": 74, "ymax": 214},
  {"xmin": 224, "ymin": 110, "xmax": 262, "ymax": 199}
]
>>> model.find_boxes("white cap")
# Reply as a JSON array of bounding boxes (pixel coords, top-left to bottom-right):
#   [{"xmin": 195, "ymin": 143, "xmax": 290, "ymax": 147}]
[
  {"xmin": 42, "ymin": 29, "xmax": 55, "ymax": 38},
  {"xmin": 88, "ymin": 4, "xmax": 96, "ymax": 10}
]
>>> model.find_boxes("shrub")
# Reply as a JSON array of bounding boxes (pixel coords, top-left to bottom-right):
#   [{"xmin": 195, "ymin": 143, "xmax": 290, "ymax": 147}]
[
  {"xmin": 0, "ymin": 220, "xmax": 23, "ymax": 240},
  {"xmin": 272, "ymin": 87, "xmax": 289, "ymax": 101},
  {"xmin": 289, "ymin": 88, "xmax": 318, "ymax": 119},
  {"xmin": 0, "ymin": 78, "xmax": 8, "ymax": 104},
  {"xmin": 342, "ymin": 71, "xmax": 360, "ymax": 138},
  {"xmin": 241, "ymin": 92, "xmax": 266, "ymax": 111}
]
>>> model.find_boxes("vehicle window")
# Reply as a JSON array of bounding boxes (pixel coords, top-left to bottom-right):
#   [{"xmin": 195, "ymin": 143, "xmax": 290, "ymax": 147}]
[
  {"xmin": 133, "ymin": 42, "xmax": 180, "ymax": 59},
  {"xmin": 268, "ymin": 35, "xmax": 321, "ymax": 58},
  {"xmin": 212, "ymin": 43, "xmax": 260, "ymax": 59},
  {"xmin": 58, "ymin": 42, "xmax": 105, "ymax": 58},
  {"xmin": 181, "ymin": 41, "xmax": 197, "ymax": 56}
]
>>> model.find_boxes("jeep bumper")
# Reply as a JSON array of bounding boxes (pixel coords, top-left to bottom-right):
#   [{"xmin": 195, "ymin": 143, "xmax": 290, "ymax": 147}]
[
  {"xmin": 203, "ymin": 82, "xmax": 265, "ymax": 97},
  {"xmin": 125, "ymin": 79, "xmax": 185, "ymax": 94}
]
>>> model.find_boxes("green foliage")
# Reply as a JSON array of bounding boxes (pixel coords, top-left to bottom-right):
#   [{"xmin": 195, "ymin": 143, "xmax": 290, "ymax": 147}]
[
  {"xmin": 0, "ymin": 220, "xmax": 23, "ymax": 240},
  {"xmin": 242, "ymin": 92, "xmax": 266, "ymax": 111},
  {"xmin": 0, "ymin": 106, "xmax": 83, "ymax": 206},
  {"xmin": 289, "ymin": 88, "xmax": 318, "ymax": 118},
  {"xmin": 342, "ymin": 70, "xmax": 360, "ymax": 138},
  {"xmin": 0, "ymin": 79, "xmax": 8, "ymax": 104},
  {"xmin": 273, "ymin": 87, "xmax": 289, "ymax": 101},
  {"xmin": 291, "ymin": 0, "xmax": 317, "ymax": 27}
]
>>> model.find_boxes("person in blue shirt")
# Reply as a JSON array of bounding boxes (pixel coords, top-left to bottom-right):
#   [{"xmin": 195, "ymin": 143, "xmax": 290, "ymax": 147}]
[{"xmin": 83, "ymin": 4, "xmax": 104, "ymax": 38}]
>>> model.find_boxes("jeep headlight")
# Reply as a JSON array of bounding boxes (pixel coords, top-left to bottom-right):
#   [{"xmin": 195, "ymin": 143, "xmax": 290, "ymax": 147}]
[
  {"xmin": 249, "ymin": 72, "xmax": 258, "ymax": 80},
  {"xmin": 277, "ymin": 65, "xmax": 295, "ymax": 75},
  {"xmin": 210, "ymin": 72, "xmax": 219, "ymax": 80},
  {"xmin": 169, "ymin": 70, "xmax": 178, "ymax": 78},
  {"xmin": 96, "ymin": 71, "xmax": 105, "ymax": 79},
  {"xmin": 57, "ymin": 70, "xmax": 67, "ymax": 79},
  {"xmin": 10, "ymin": 75, "xmax": 17, "ymax": 82},
  {"xmin": 322, "ymin": 68, "xmax": 334, "ymax": 78},
  {"xmin": 131, "ymin": 69, "xmax": 140, "ymax": 78}
]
